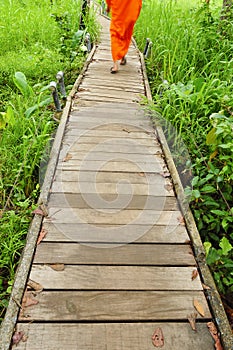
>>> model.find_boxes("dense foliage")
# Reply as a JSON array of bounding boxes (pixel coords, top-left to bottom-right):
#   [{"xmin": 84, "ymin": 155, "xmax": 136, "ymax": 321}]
[
  {"xmin": 136, "ymin": 0, "xmax": 233, "ymax": 307},
  {"xmin": 0, "ymin": 0, "xmax": 99, "ymax": 320}
]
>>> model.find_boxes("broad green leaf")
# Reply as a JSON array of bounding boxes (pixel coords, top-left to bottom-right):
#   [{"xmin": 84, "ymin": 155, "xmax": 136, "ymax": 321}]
[
  {"xmin": 13, "ymin": 72, "xmax": 33, "ymax": 97},
  {"xmin": 25, "ymin": 97, "xmax": 52, "ymax": 118},
  {"xmin": 192, "ymin": 189, "xmax": 200, "ymax": 199},
  {"xmin": 219, "ymin": 237, "xmax": 233, "ymax": 256},
  {"xmin": 210, "ymin": 209, "xmax": 227, "ymax": 216},
  {"xmin": 201, "ymin": 185, "xmax": 216, "ymax": 193},
  {"xmin": 204, "ymin": 241, "xmax": 212, "ymax": 257},
  {"xmin": 206, "ymin": 128, "xmax": 216, "ymax": 145}
]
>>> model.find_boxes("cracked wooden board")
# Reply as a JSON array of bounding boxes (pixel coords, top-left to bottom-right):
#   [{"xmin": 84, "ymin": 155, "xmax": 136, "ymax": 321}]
[
  {"xmin": 42, "ymin": 222, "xmax": 190, "ymax": 243},
  {"xmin": 18, "ymin": 291, "xmax": 211, "ymax": 321},
  {"xmin": 33, "ymin": 243, "xmax": 195, "ymax": 266},
  {"xmin": 29, "ymin": 265, "xmax": 203, "ymax": 291},
  {"xmin": 12, "ymin": 322, "xmax": 214, "ymax": 350}
]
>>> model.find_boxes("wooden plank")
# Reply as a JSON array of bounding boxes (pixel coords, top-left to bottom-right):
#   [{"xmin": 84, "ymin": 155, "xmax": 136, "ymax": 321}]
[
  {"xmin": 72, "ymin": 101, "xmax": 142, "ymax": 110},
  {"xmin": 33, "ymin": 243, "xmax": 195, "ymax": 265},
  {"xmin": 46, "ymin": 208, "xmax": 182, "ymax": 226},
  {"xmin": 67, "ymin": 121, "xmax": 152, "ymax": 132},
  {"xmin": 79, "ymin": 83, "xmax": 144, "ymax": 93},
  {"xmin": 78, "ymin": 78, "xmax": 144, "ymax": 90},
  {"xmin": 18, "ymin": 291, "xmax": 211, "ymax": 321},
  {"xmin": 83, "ymin": 72, "xmax": 142, "ymax": 84},
  {"xmin": 88, "ymin": 61, "xmax": 142, "ymax": 73},
  {"xmin": 50, "ymin": 182, "xmax": 174, "ymax": 197},
  {"xmin": 78, "ymin": 85, "xmax": 144, "ymax": 94},
  {"xmin": 42, "ymin": 222, "xmax": 190, "ymax": 243},
  {"xmin": 48, "ymin": 194, "xmax": 177, "ymax": 210},
  {"xmin": 29, "ymin": 265, "xmax": 203, "ymax": 290},
  {"xmin": 75, "ymin": 94, "xmax": 140, "ymax": 104},
  {"xmin": 64, "ymin": 128, "xmax": 156, "ymax": 139},
  {"xmin": 59, "ymin": 152, "xmax": 164, "ymax": 164},
  {"xmin": 76, "ymin": 90, "xmax": 141, "ymax": 102},
  {"xmin": 12, "ymin": 322, "xmax": 214, "ymax": 350},
  {"xmin": 54, "ymin": 171, "xmax": 164, "ymax": 184},
  {"xmin": 69, "ymin": 113, "xmax": 148, "ymax": 122},
  {"xmin": 57, "ymin": 160, "xmax": 166, "ymax": 172},
  {"xmin": 59, "ymin": 143, "xmax": 161, "ymax": 159},
  {"xmin": 62, "ymin": 135, "xmax": 159, "ymax": 147}
]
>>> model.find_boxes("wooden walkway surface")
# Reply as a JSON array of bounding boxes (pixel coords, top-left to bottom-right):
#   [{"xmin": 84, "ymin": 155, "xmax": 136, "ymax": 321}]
[{"xmin": 2, "ymin": 12, "xmax": 232, "ymax": 350}]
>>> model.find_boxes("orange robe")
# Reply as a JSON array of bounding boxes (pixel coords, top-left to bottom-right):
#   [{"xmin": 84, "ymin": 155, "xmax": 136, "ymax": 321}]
[{"xmin": 106, "ymin": 0, "xmax": 142, "ymax": 61}]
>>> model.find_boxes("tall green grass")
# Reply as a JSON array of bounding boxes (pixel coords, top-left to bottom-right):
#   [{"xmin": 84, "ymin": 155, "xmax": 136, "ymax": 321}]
[
  {"xmin": 0, "ymin": 0, "xmax": 99, "ymax": 321},
  {"xmin": 135, "ymin": 0, "xmax": 233, "ymax": 300}
]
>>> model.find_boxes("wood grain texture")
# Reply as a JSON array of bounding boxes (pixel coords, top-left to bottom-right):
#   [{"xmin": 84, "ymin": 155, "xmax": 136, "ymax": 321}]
[
  {"xmin": 51, "ymin": 182, "xmax": 173, "ymax": 197},
  {"xmin": 29, "ymin": 265, "xmax": 202, "ymax": 290},
  {"xmin": 62, "ymin": 135, "xmax": 159, "ymax": 147},
  {"xmin": 54, "ymin": 171, "xmax": 165, "ymax": 184},
  {"xmin": 33, "ymin": 243, "xmax": 195, "ymax": 265},
  {"xmin": 42, "ymin": 222, "xmax": 189, "ymax": 243},
  {"xmin": 48, "ymin": 193, "xmax": 177, "ymax": 210},
  {"xmin": 12, "ymin": 323, "xmax": 214, "ymax": 350},
  {"xmin": 18, "ymin": 291, "xmax": 211, "ymax": 321},
  {"xmin": 46, "ymin": 208, "xmax": 182, "ymax": 225}
]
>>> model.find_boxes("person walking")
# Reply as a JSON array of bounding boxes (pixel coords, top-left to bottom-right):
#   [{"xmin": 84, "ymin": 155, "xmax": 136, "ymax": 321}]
[{"xmin": 106, "ymin": 0, "xmax": 142, "ymax": 73}]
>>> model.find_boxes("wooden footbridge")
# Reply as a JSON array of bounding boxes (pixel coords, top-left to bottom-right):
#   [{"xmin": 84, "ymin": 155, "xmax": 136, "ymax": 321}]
[{"xmin": 1, "ymin": 11, "xmax": 232, "ymax": 350}]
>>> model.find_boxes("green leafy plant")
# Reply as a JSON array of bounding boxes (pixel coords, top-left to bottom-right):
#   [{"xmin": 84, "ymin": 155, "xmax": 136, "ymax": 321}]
[{"xmin": 204, "ymin": 237, "xmax": 233, "ymax": 294}]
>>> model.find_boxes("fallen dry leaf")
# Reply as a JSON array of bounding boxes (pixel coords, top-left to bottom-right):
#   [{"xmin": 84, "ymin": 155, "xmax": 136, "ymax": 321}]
[
  {"xmin": 187, "ymin": 312, "xmax": 198, "ymax": 332},
  {"xmin": 37, "ymin": 228, "xmax": 47, "ymax": 245},
  {"xmin": 27, "ymin": 279, "xmax": 43, "ymax": 292},
  {"xmin": 177, "ymin": 216, "xmax": 185, "ymax": 226},
  {"xmin": 202, "ymin": 283, "xmax": 211, "ymax": 290},
  {"xmin": 22, "ymin": 292, "xmax": 39, "ymax": 308},
  {"xmin": 164, "ymin": 184, "xmax": 173, "ymax": 192},
  {"xmin": 207, "ymin": 322, "xmax": 223, "ymax": 350},
  {"xmin": 160, "ymin": 172, "xmax": 170, "ymax": 178},
  {"xmin": 32, "ymin": 207, "xmax": 44, "ymax": 216},
  {"xmin": 192, "ymin": 269, "xmax": 198, "ymax": 281},
  {"xmin": 49, "ymin": 263, "xmax": 65, "ymax": 271},
  {"xmin": 12, "ymin": 331, "xmax": 26, "ymax": 345},
  {"xmin": 152, "ymin": 327, "xmax": 164, "ymax": 348},
  {"xmin": 193, "ymin": 299, "xmax": 205, "ymax": 317},
  {"xmin": 63, "ymin": 153, "xmax": 72, "ymax": 162},
  {"xmin": 138, "ymin": 172, "xmax": 145, "ymax": 177}
]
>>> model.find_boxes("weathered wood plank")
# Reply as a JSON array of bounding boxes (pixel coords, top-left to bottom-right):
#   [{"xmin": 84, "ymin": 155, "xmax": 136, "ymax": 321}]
[
  {"xmin": 62, "ymin": 135, "xmax": 159, "ymax": 147},
  {"xmin": 81, "ymin": 80, "xmax": 144, "ymax": 92},
  {"xmin": 29, "ymin": 265, "xmax": 202, "ymax": 290},
  {"xmin": 33, "ymin": 243, "xmax": 195, "ymax": 265},
  {"xmin": 76, "ymin": 90, "xmax": 141, "ymax": 102},
  {"xmin": 18, "ymin": 291, "xmax": 211, "ymax": 321},
  {"xmin": 64, "ymin": 128, "xmax": 155, "ymax": 139},
  {"xmin": 54, "ymin": 171, "xmax": 164, "ymax": 184},
  {"xmin": 59, "ymin": 152, "xmax": 164, "ymax": 165},
  {"xmin": 68, "ymin": 115, "xmax": 151, "ymax": 125},
  {"xmin": 46, "ymin": 208, "xmax": 182, "ymax": 225},
  {"xmin": 41, "ymin": 222, "xmax": 189, "ymax": 243},
  {"xmin": 57, "ymin": 160, "xmax": 166, "ymax": 172},
  {"xmin": 48, "ymin": 194, "xmax": 177, "ymax": 210},
  {"xmin": 67, "ymin": 121, "xmax": 152, "ymax": 132},
  {"xmin": 12, "ymin": 323, "xmax": 214, "ymax": 350},
  {"xmin": 75, "ymin": 94, "xmax": 139, "ymax": 104},
  {"xmin": 72, "ymin": 102, "xmax": 141, "ymax": 110},
  {"xmin": 51, "ymin": 182, "xmax": 174, "ymax": 197},
  {"xmin": 83, "ymin": 72, "xmax": 142, "ymax": 84}
]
